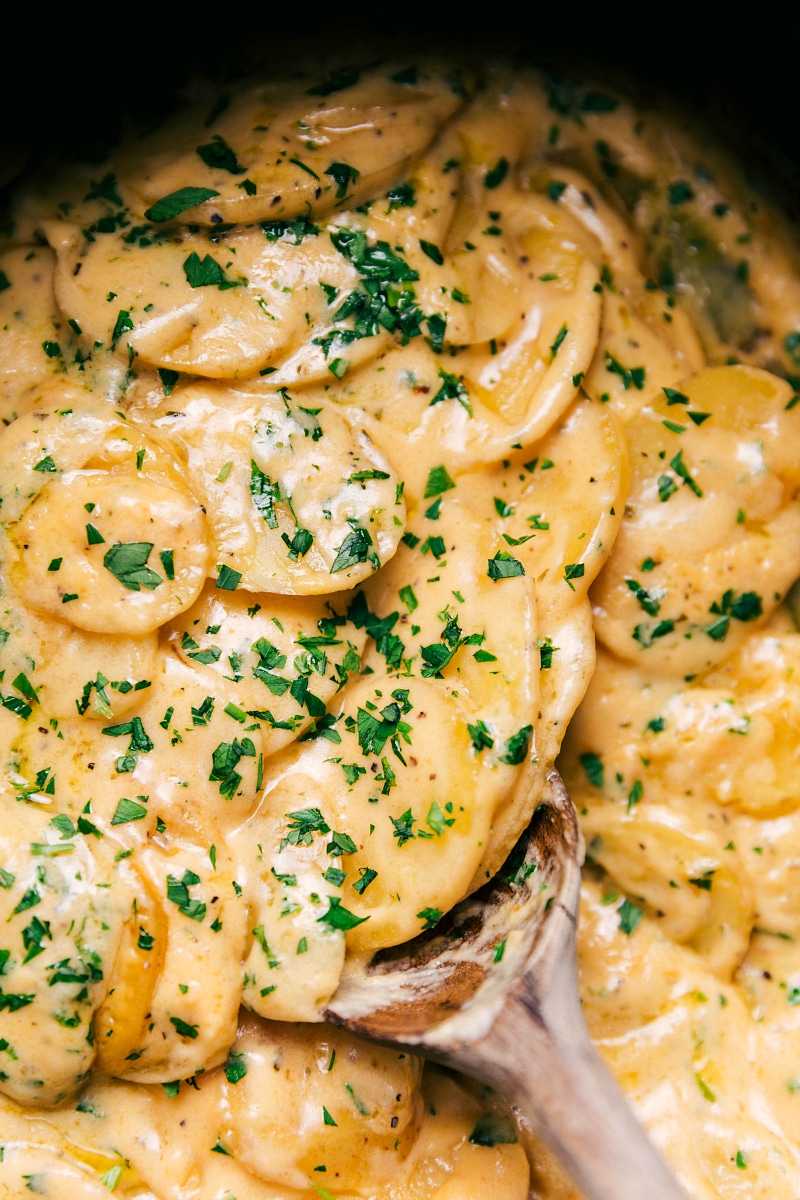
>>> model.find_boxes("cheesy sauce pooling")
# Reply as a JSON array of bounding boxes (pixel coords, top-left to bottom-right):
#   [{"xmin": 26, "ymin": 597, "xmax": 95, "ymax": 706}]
[{"xmin": 0, "ymin": 56, "xmax": 798, "ymax": 1199}]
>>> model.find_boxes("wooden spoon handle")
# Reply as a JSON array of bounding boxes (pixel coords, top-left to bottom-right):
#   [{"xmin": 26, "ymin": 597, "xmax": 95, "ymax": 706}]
[
  {"xmin": 450, "ymin": 928, "xmax": 688, "ymax": 1200},
  {"xmin": 495, "ymin": 994, "xmax": 687, "ymax": 1200}
]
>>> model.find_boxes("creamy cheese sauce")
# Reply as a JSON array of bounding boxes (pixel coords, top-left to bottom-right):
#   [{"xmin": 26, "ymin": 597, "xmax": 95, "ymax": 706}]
[{"xmin": 0, "ymin": 55, "xmax": 798, "ymax": 1198}]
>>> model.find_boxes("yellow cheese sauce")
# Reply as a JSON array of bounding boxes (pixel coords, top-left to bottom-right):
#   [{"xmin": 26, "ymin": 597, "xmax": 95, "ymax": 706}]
[{"xmin": 0, "ymin": 54, "xmax": 798, "ymax": 1198}]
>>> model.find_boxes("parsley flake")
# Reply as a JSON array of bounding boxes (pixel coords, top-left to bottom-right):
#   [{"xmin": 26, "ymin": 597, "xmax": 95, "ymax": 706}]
[
  {"xmin": 183, "ymin": 251, "xmax": 226, "ymax": 288},
  {"xmin": 196, "ymin": 135, "xmax": 246, "ymax": 175},
  {"xmin": 424, "ymin": 465, "xmax": 456, "ymax": 498},
  {"xmin": 103, "ymin": 543, "xmax": 162, "ymax": 592},
  {"xmin": 487, "ymin": 552, "xmax": 525, "ymax": 580},
  {"xmin": 145, "ymin": 187, "xmax": 220, "ymax": 222},
  {"xmin": 317, "ymin": 897, "xmax": 369, "ymax": 930}
]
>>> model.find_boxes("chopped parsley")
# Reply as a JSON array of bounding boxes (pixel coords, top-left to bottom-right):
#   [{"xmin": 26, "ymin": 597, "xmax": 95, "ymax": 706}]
[
  {"xmin": 625, "ymin": 578, "xmax": 663, "ymax": 616},
  {"xmin": 706, "ymin": 589, "xmax": 762, "ymax": 640},
  {"xmin": 423, "ymin": 465, "xmax": 456, "ymax": 497},
  {"xmin": 110, "ymin": 797, "xmax": 148, "ymax": 825},
  {"xmin": 484, "ymin": 157, "xmax": 509, "ymax": 189},
  {"xmin": 420, "ymin": 239, "xmax": 444, "ymax": 265},
  {"xmin": 605, "ymin": 352, "xmax": 645, "ymax": 390},
  {"xmin": 549, "ymin": 323, "xmax": 568, "ymax": 362},
  {"xmin": 250, "ymin": 462, "xmax": 280, "ymax": 527},
  {"xmin": 618, "ymin": 899, "xmax": 643, "ymax": 935},
  {"xmin": 183, "ymin": 251, "xmax": 227, "ymax": 288},
  {"xmin": 498, "ymin": 724, "xmax": 532, "ymax": 766},
  {"xmin": 317, "ymin": 897, "xmax": 368, "ymax": 930},
  {"xmin": 325, "ymin": 162, "xmax": 360, "ymax": 199},
  {"xmin": 431, "ymin": 369, "xmax": 471, "ymax": 413},
  {"xmin": 145, "ymin": 187, "xmax": 220, "ymax": 223},
  {"xmin": 331, "ymin": 526, "xmax": 378, "ymax": 574},
  {"xmin": 579, "ymin": 751, "xmax": 604, "ymax": 788},
  {"xmin": 103, "ymin": 542, "xmax": 162, "ymax": 592},
  {"xmin": 166, "ymin": 870, "xmax": 206, "ymax": 922},
  {"xmin": 563, "ymin": 562, "xmax": 584, "ymax": 590},
  {"xmin": 387, "ymin": 182, "xmax": 416, "ymax": 210},
  {"xmin": 469, "ymin": 1114, "xmax": 518, "ymax": 1146},
  {"xmin": 196, "ymin": 135, "xmax": 246, "ymax": 175},
  {"xmin": 633, "ymin": 618, "xmax": 675, "ymax": 647},
  {"xmin": 487, "ymin": 552, "xmax": 524, "ymax": 580},
  {"xmin": 215, "ymin": 564, "xmax": 242, "ymax": 591}
]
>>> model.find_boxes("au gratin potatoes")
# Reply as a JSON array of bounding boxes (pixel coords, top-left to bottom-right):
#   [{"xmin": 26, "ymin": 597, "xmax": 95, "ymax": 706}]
[{"xmin": 0, "ymin": 54, "xmax": 798, "ymax": 1199}]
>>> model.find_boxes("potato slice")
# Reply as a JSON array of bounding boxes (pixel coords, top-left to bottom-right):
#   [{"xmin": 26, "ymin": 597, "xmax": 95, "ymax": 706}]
[
  {"xmin": 400, "ymin": 180, "xmax": 598, "ymax": 356},
  {"xmin": 333, "ymin": 253, "xmax": 601, "ymax": 499},
  {"xmin": 592, "ymin": 366, "xmax": 800, "ymax": 676},
  {"xmin": 515, "ymin": 164, "xmax": 706, "ymax": 418},
  {"xmin": 144, "ymin": 381, "xmax": 405, "ymax": 594},
  {"xmin": 580, "ymin": 805, "xmax": 753, "ymax": 979},
  {"xmin": 224, "ymin": 1014, "xmax": 423, "ymax": 1189},
  {"xmin": 0, "ymin": 246, "xmax": 76, "ymax": 424},
  {"xmin": 231, "ymin": 784, "xmax": 347, "ymax": 1022},
  {"xmin": 0, "ymin": 1048, "xmax": 527, "ymax": 1198},
  {"xmin": 9, "ymin": 472, "xmax": 209, "ymax": 636},
  {"xmin": 0, "ymin": 804, "xmax": 132, "ymax": 1106},
  {"xmin": 406, "ymin": 1070, "xmax": 530, "ymax": 1200},
  {"xmin": 0, "ymin": 392, "xmax": 210, "ymax": 635},
  {"xmin": 47, "ymin": 218, "xmax": 393, "ymax": 381},
  {"xmin": 0, "ymin": 1141, "xmax": 122, "ymax": 1198},
  {"xmin": 279, "ymin": 675, "xmax": 502, "ymax": 952},
  {"xmin": 739, "ymin": 937, "xmax": 800, "ymax": 1140},
  {"xmin": 120, "ymin": 62, "xmax": 464, "ymax": 225},
  {"xmin": 578, "ymin": 878, "xmax": 800, "ymax": 1198},
  {"xmin": 0, "ymin": 387, "xmax": 193, "ymax": 521},
  {"xmin": 460, "ymin": 397, "xmax": 627, "ymax": 883},
  {"xmin": 728, "ymin": 809, "xmax": 800, "ymax": 938},
  {"xmin": 161, "ymin": 583, "xmax": 367, "ymax": 761},
  {"xmin": 567, "ymin": 633, "xmax": 800, "ymax": 824},
  {"xmin": 361, "ymin": 495, "xmax": 539, "ymax": 749},
  {"xmin": 0, "ymin": 603, "xmax": 157, "ymax": 721},
  {"xmin": 253, "ymin": 498, "xmax": 539, "ymax": 952},
  {"xmin": 113, "ymin": 837, "xmax": 246, "ymax": 1083},
  {"xmin": 93, "ymin": 860, "xmax": 166, "ymax": 1074}
]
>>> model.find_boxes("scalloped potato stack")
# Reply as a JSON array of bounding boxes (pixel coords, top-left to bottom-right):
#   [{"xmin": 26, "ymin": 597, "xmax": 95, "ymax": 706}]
[{"xmin": 0, "ymin": 54, "xmax": 799, "ymax": 1200}]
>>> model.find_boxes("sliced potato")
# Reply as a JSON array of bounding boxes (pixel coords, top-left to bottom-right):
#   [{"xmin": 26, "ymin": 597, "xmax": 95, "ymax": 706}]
[
  {"xmin": 0, "ymin": 603, "xmax": 157, "ymax": 721},
  {"xmin": 459, "ymin": 397, "xmax": 627, "ymax": 883},
  {"xmin": 114, "ymin": 837, "xmax": 246, "ymax": 1083},
  {"xmin": 9, "ymin": 471, "xmax": 209, "ymax": 636},
  {"xmin": 251, "ymin": 498, "xmax": 539, "ymax": 951},
  {"xmin": 93, "ymin": 860, "xmax": 166, "ymax": 1074},
  {"xmin": 161, "ymin": 583, "xmax": 367, "ymax": 760},
  {"xmin": 568, "ymin": 632, "xmax": 800, "ymax": 823},
  {"xmin": 232, "ymin": 785, "xmax": 346, "ymax": 1022},
  {"xmin": 224, "ymin": 1014, "xmax": 423, "ymax": 1189},
  {"xmin": 337, "ymin": 255, "xmax": 601, "ymax": 499},
  {"xmin": 580, "ymin": 804, "xmax": 754, "ymax": 979},
  {"xmin": 144, "ymin": 381, "xmax": 405, "ymax": 593},
  {"xmin": 0, "ymin": 1140, "xmax": 122, "ymax": 1198},
  {"xmin": 592, "ymin": 366, "xmax": 800, "ymax": 676},
  {"xmin": 0, "ymin": 246, "xmax": 76, "ymax": 423},
  {"xmin": 0, "ymin": 391, "xmax": 210, "ymax": 635},
  {"xmin": 258, "ymin": 674, "xmax": 497, "ymax": 954},
  {"xmin": 0, "ymin": 804, "xmax": 132, "ymax": 1106},
  {"xmin": 120, "ymin": 61, "xmax": 464, "ymax": 225},
  {"xmin": 47, "ymin": 218, "xmax": 392, "ymax": 381}
]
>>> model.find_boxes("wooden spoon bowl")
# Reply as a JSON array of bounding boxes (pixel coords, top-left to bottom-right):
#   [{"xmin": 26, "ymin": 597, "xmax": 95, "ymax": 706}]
[{"xmin": 326, "ymin": 771, "xmax": 688, "ymax": 1200}]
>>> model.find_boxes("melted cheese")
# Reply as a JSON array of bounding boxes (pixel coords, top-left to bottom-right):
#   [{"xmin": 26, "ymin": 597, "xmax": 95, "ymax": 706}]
[{"xmin": 0, "ymin": 54, "xmax": 798, "ymax": 1199}]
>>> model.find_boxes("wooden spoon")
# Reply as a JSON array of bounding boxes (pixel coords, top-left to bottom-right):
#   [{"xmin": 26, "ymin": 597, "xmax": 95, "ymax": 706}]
[{"xmin": 325, "ymin": 770, "xmax": 688, "ymax": 1200}]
